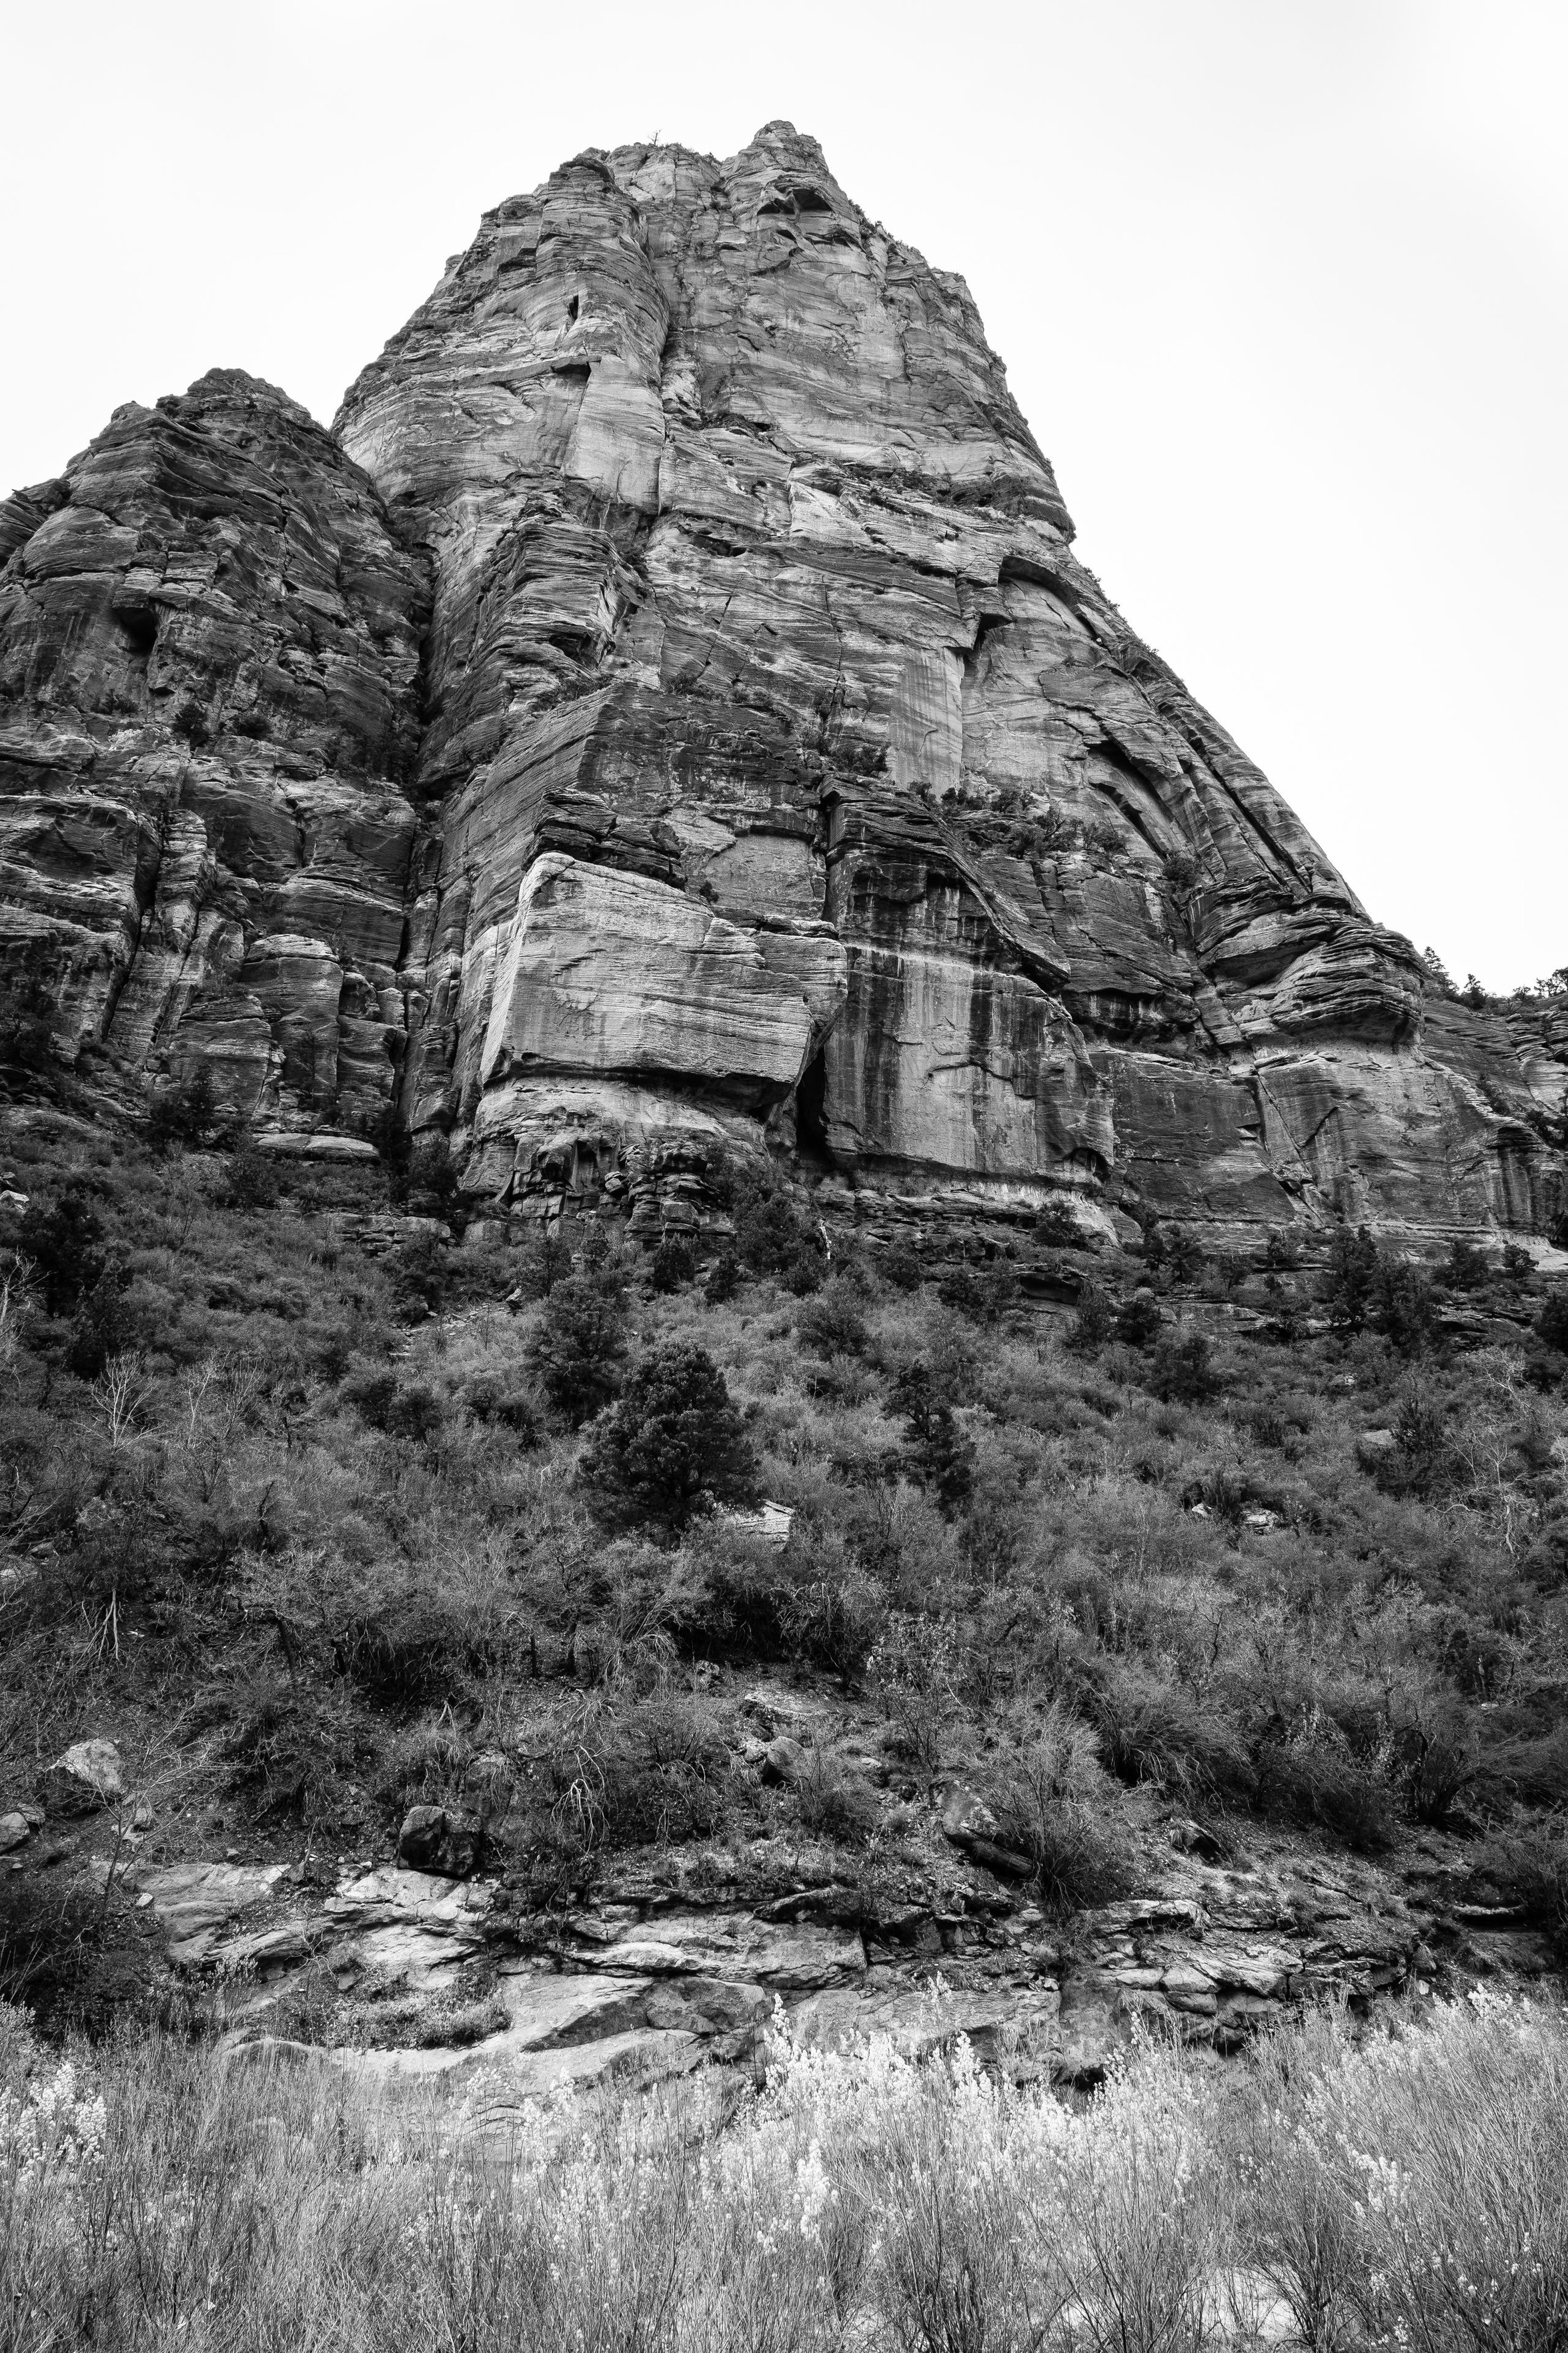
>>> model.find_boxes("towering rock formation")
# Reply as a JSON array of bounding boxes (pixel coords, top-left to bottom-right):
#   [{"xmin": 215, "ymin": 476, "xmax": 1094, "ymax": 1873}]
[{"xmin": 1, "ymin": 125, "xmax": 1561, "ymax": 1236}]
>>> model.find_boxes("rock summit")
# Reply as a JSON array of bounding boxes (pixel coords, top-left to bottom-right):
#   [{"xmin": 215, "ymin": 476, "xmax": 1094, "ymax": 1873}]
[{"xmin": 3, "ymin": 125, "xmax": 1561, "ymax": 1241}]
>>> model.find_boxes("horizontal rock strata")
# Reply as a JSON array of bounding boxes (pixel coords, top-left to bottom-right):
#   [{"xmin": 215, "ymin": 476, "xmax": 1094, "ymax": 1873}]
[{"xmin": 133, "ymin": 1832, "xmax": 1553, "ymax": 2107}]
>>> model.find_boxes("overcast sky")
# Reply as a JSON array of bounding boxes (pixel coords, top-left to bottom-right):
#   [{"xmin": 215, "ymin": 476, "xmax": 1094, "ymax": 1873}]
[{"xmin": 4, "ymin": 1, "xmax": 1563, "ymax": 989}]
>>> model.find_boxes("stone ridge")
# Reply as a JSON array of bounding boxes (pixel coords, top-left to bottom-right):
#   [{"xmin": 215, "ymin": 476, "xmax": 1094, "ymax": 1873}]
[{"xmin": 1, "ymin": 126, "xmax": 1563, "ymax": 1239}]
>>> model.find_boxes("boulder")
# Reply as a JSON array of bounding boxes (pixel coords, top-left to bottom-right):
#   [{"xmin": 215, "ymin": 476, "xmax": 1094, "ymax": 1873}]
[
  {"xmin": 0, "ymin": 1812, "xmax": 32, "ymax": 1853},
  {"xmin": 398, "ymin": 1805, "xmax": 485, "ymax": 1879},
  {"xmin": 37, "ymin": 1739, "xmax": 124, "ymax": 1815},
  {"xmin": 757, "ymin": 1737, "xmax": 808, "ymax": 1789},
  {"xmin": 940, "ymin": 1780, "xmax": 1034, "ymax": 1879}
]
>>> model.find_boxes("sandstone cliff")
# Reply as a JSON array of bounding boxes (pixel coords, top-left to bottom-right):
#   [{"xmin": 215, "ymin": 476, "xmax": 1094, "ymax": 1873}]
[
  {"xmin": 0, "ymin": 371, "xmax": 428, "ymax": 1133},
  {"xmin": 2, "ymin": 125, "xmax": 1562, "ymax": 1238}
]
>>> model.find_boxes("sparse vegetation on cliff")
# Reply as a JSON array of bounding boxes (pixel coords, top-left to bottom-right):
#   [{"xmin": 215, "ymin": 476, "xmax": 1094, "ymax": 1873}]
[{"xmin": 2, "ymin": 1101, "xmax": 1567, "ymax": 2043}]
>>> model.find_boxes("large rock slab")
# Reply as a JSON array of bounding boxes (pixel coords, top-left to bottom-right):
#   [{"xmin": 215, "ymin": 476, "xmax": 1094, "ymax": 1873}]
[
  {"xmin": 561, "ymin": 1905, "xmax": 866, "ymax": 1991},
  {"xmin": 137, "ymin": 1860, "xmax": 291, "ymax": 1965}
]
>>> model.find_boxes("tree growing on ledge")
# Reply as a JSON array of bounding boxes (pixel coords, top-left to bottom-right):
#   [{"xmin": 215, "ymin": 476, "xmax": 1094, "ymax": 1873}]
[{"xmin": 582, "ymin": 1340, "xmax": 758, "ymax": 1532}]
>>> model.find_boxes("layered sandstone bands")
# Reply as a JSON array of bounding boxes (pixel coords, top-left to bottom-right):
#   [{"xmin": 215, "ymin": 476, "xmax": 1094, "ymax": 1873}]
[
  {"xmin": 0, "ymin": 371, "xmax": 427, "ymax": 1131},
  {"xmin": 1, "ymin": 125, "xmax": 1561, "ymax": 1236}
]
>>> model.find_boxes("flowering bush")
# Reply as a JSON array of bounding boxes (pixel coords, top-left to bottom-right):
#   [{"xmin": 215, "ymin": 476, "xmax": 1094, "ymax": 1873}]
[
  {"xmin": 0, "ymin": 1993, "xmax": 1563, "ymax": 2349},
  {"xmin": 1, "ymin": 2020, "xmax": 106, "ymax": 2353}
]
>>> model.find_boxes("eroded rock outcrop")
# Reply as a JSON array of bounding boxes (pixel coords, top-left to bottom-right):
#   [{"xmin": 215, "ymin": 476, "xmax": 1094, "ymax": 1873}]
[
  {"xmin": 3, "ymin": 127, "xmax": 1563, "ymax": 1235},
  {"xmin": 0, "ymin": 371, "xmax": 428, "ymax": 1132}
]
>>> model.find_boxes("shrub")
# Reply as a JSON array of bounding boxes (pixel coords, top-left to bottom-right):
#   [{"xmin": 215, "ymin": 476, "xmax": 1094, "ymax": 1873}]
[
  {"xmin": 703, "ymin": 1249, "xmax": 742, "ymax": 1304},
  {"xmin": 1034, "ymin": 1198, "xmax": 1086, "ymax": 1250},
  {"xmin": 64, "ymin": 1264, "xmax": 137, "ymax": 1378},
  {"xmin": 0, "ymin": 975, "xmax": 57, "ymax": 1072},
  {"xmin": 649, "ymin": 1234, "xmax": 697, "ymax": 1294},
  {"xmin": 343, "ymin": 1368, "xmax": 398, "ymax": 1430},
  {"xmin": 1263, "ymin": 1228, "xmax": 1302, "ymax": 1272},
  {"xmin": 1068, "ymin": 1280, "xmax": 1112, "ymax": 1354},
  {"xmin": 1233, "ymin": 1996, "xmax": 1568, "ymax": 2353},
  {"xmin": 462, "ymin": 1374, "xmax": 540, "ymax": 1443},
  {"xmin": 581, "ymin": 1340, "xmax": 758, "ymax": 1531},
  {"xmin": 221, "ymin": 1138, "xmax": 279, "ymax": 1211},
  {"xmin": 796, "ymin": 1285, "xmax": 871, "ymax": 1360},
  {"xmin": 1148, "ymin": 1328, "xmax": 1214, "ymax": 1403},
  {"xmin": 1466, "ymin": 1821, "xmax": 1568, "ymax": 1957},
  {"xmin": 1325, "ymin": 1224, "xmax": 1379, "ymax": 1331},
  {"xmin": 1373, "ymin": 1256, "xmax": 1434, "ymax": 1357},
  {"xmin": 1095, "ymin": 1665, "xmax": 1257, "ymax": 1805},
  {"xmin": 402, "ymin": 1137, "xmax": 466, "ymax": 1230},
  {"xmin": 731, "ymin": 1159, "xmax": 819, "ymax": 1278},
  {"xmin": 1116, "ymin": 1288, "xmax": 1162, "ymax": 1349},
  {"xmin": 529, "ymin": 1273, "xmax": 628, "ymax": 1426},
  {"xmin": 541, "ymin": 1681, "xmax": 735, "ymax": 1856},
  {"xmin": 776, "ymin": 1524, "xmax": 887, "ymax": 1683},
  {"xmin": 145, "ymin": 1063, "xmax": 219, "ymax": 1153},
  {"xmin": 790, "ymin": 1745, "xmax": 881, "ymax": 1845},
  {"xmin": 383, "ymin": 1384, "xmax": 444, "ymax": 1444},
  {"xmin": 1443, "ymin": 1234, "xmax": 1490, "ymax": 1292},
  {"xmin": 1165, "ymin": 1228, "xmax": 1205, "ymax": 1286},
  {"xmin": 1377, "ymin": 1384, "xmax": 1454, "ymax": 1499},
  {"xmin": 392, "ymin": 1231, "xmax": 449, "ymax": 1319},
  {"xmin": 937, "ymin": 1259, "xmax": 1017, "ymax": 1321},
  {"xmin": 0, "ymin": 1869, "xmax": 153, "ymax": 2033},
  {"xmin": 1257, "ymin": 1729, "xmax": 1397, "ymax": 1853},
  {"xmin": 889, "ymin": 1361, "xmax": 975, "ymax": 1507},
  {"xmin": 879, "ymin": 1238, "xmax": 926, "ymax": 1292},
  {"xmin": 780, "ymin": 1245, "xmax": 825, "ymax": 1296},
  {"xmin": 18, "ymin": 1188, "xmax": 105, "ymax": 1314},
  {"xmin": 867, "ymin": 1610, "xmax": 963, "ymax": 1769},
  {"xmin": 984, "ymin": 1703, "xmax": 1134, "ymax": 1912},
  {"xmin": 1394, "ymin": 1709, "xmax": 1476, "ymax": 1827},
  {"xmin": 1536, "ymin": 1284, "xmax": 1568, "ymax": 1354}
]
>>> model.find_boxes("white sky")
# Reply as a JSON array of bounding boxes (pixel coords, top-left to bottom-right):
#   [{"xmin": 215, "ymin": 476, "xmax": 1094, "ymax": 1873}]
[{"xmin": 4, "ymin": 0, "xmax": 1564, "ymax": 990}]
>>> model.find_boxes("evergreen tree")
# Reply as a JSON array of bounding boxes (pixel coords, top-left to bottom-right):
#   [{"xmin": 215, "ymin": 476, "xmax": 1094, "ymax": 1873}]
[
  {"xmin": 19, "ymin": 1189, "xmax": 105, "ymax": 1316},
  {"xmin": 582, "ymin": 1340, "xmax": 756, "ymax": 1530},
  {"xmin": 529, "ymin": 1274, "xmax": 628, "ymax": 1426},
  {"xmin": 1325, "ymin": 1224, "xmax": 1379, "ymax": 1332},
  {"xmin": 890, "ymin": 1361, "xmax": 975, "ymax": 1508}
]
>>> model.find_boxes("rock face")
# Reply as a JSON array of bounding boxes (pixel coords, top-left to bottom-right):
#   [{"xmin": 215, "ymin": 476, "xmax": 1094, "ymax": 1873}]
[
  {"xmin": 0, "ymin": 372, "xmax": 428, "ymax": 1133},
  {"xmin": 3, "ymin": 126, "xmax": 1563, "ymax": 1235},
  {"xmin": 141, "ymin": 1835, "xmax": 1553, "ymax": 2109}
]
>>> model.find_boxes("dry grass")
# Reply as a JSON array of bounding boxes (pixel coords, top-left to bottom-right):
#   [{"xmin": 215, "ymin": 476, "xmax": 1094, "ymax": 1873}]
[{"xmin": 2, "ymin": 1993, "xmax": 1565, "ymax": 2350}]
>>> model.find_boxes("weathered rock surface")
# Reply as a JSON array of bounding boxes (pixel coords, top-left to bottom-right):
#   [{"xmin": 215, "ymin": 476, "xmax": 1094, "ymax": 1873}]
[
  {"xmin": 0, "ymin": 371, "xmax": 428, "ymax": 1133},
  {"xmin": 148, "ymin": 1823, "xmax": 1555, "ymax": 2111},
  {"xmin": 3, "ymin": 127, "xmax": 1563, "ymax": 1238},
  {"xmin": 398, "ymin": 1803, "xmax": 485, "ymax": 1879},
  {"xmin": 37, "ymin": 1737, "xmax": 123, "ymax": 1815}
]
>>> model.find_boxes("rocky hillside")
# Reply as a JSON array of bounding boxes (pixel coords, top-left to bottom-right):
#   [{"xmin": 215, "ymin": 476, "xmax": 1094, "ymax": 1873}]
[
  {"xmin": 2, "ymin": 1102, "xmax": 1565, "ymax": 2087},
  {"xmin": 3, "ymin": 124, "xmax": 1563, "ymax": 1243}
]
